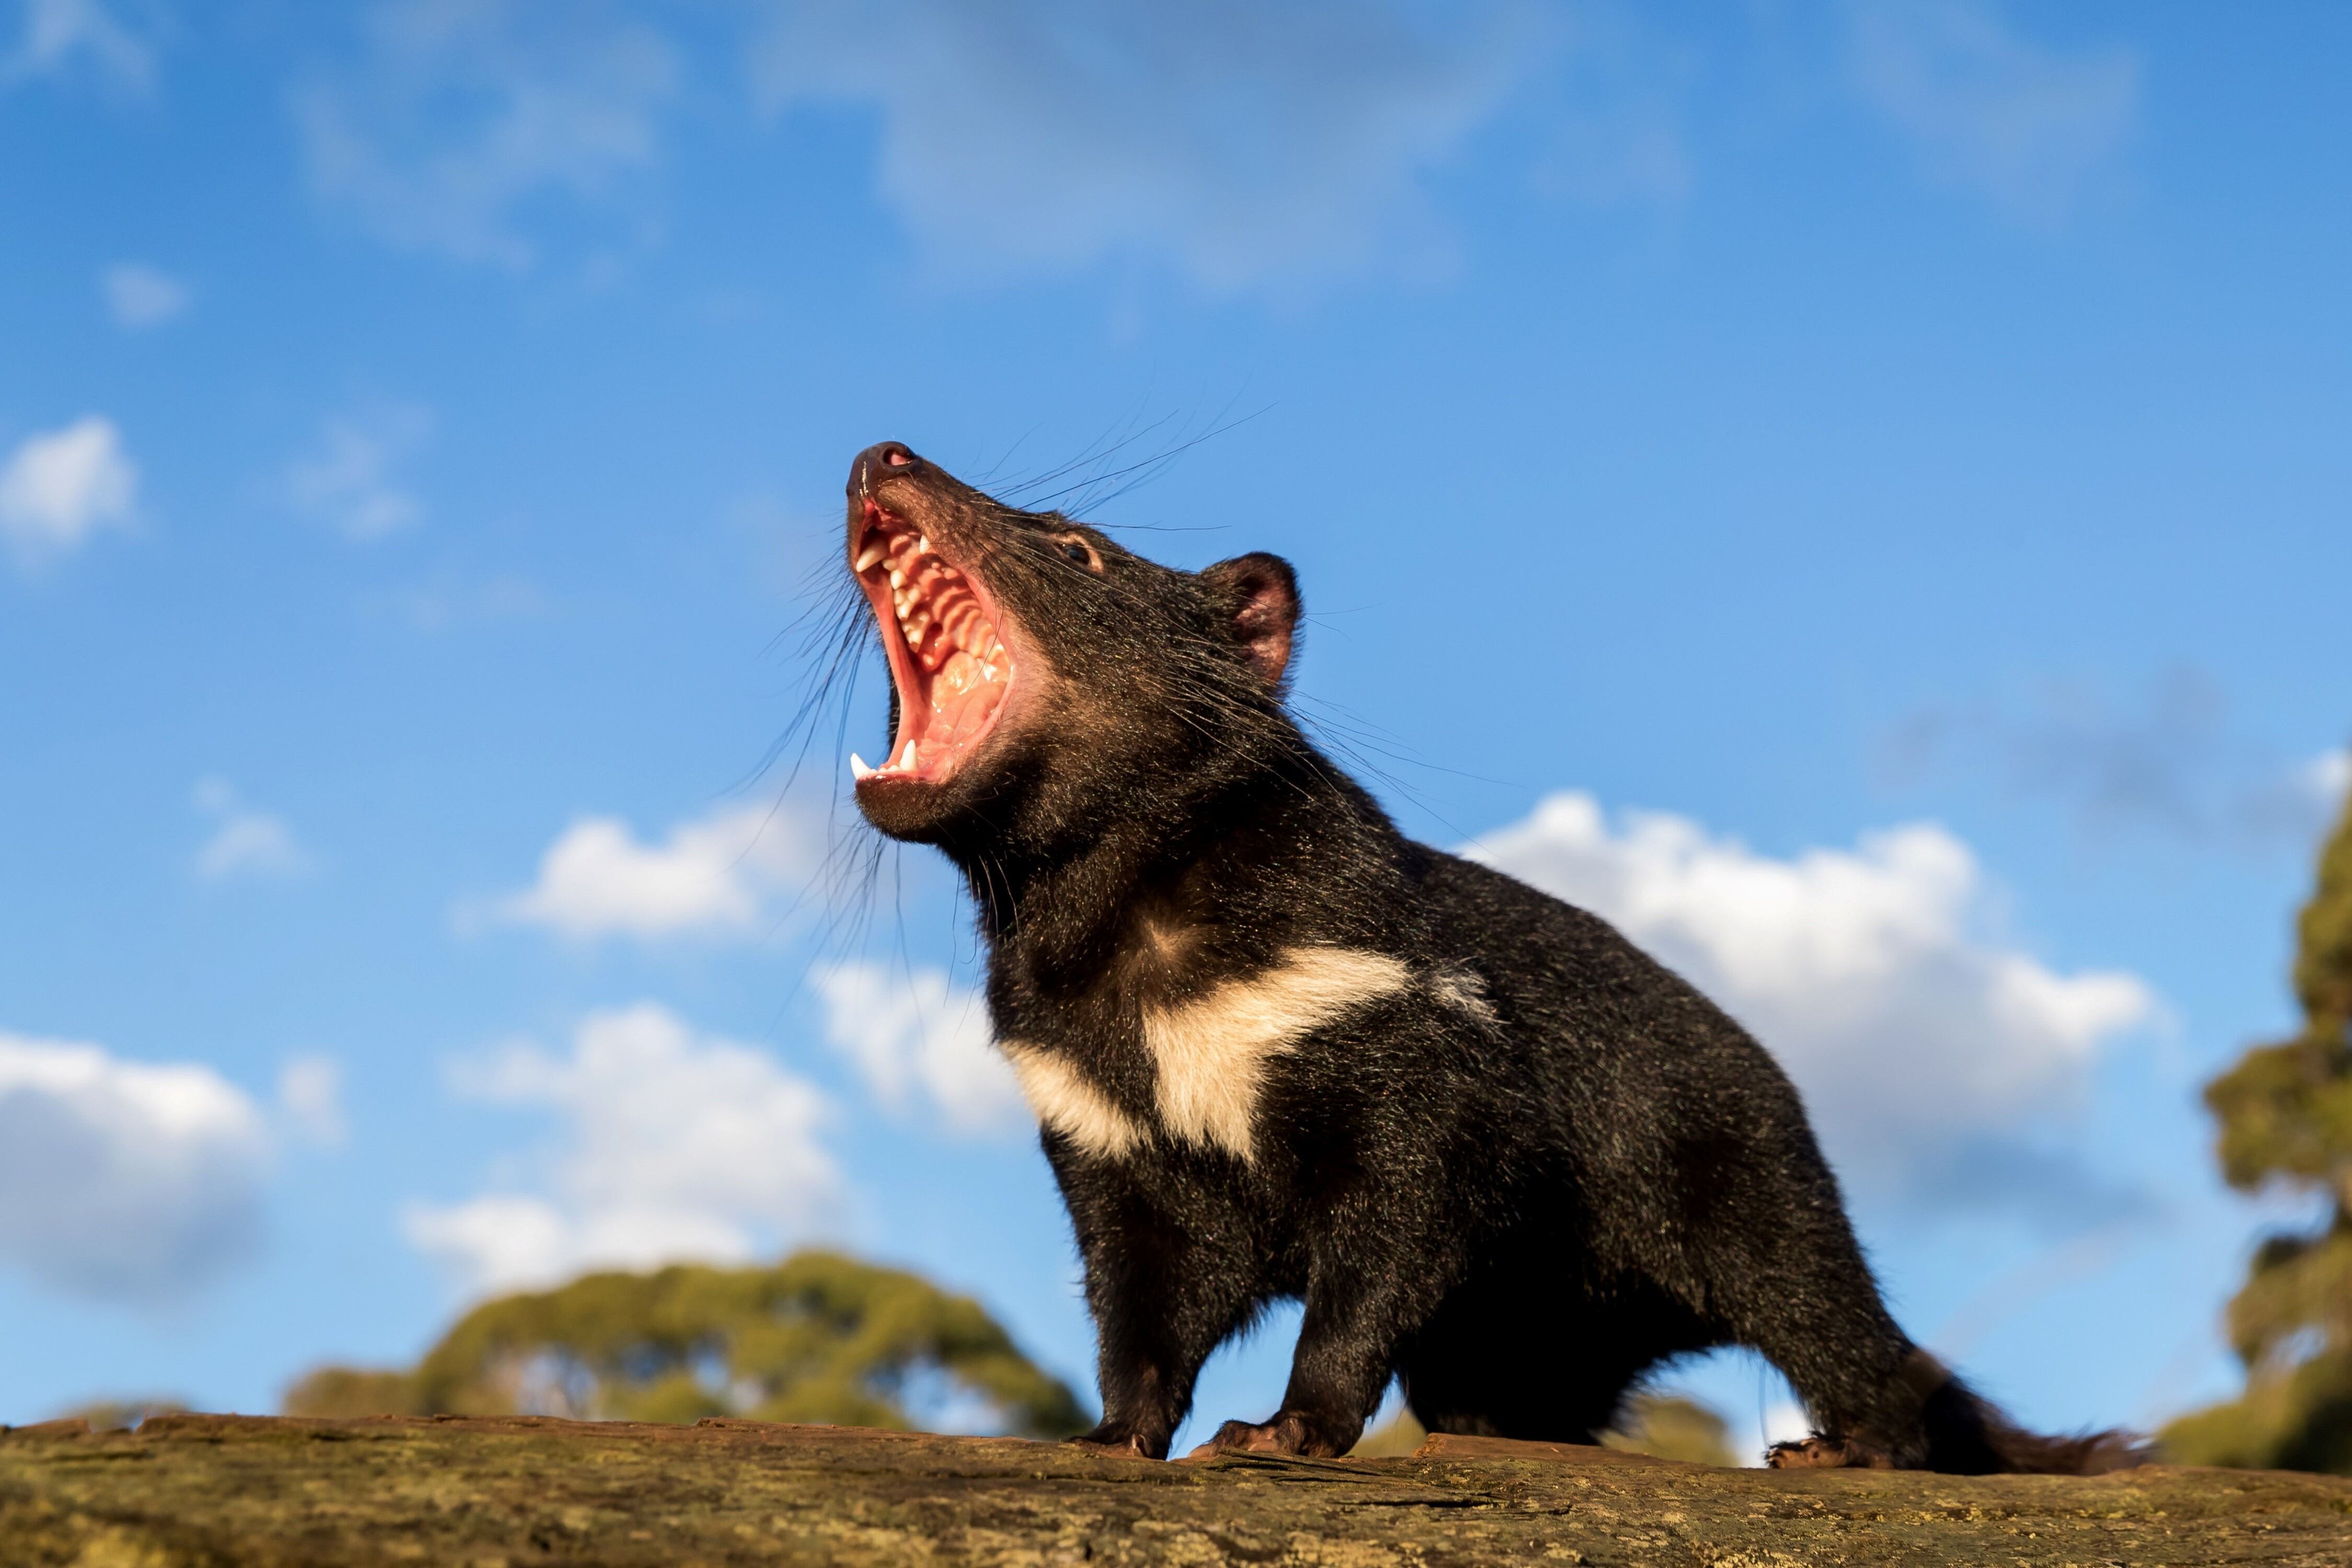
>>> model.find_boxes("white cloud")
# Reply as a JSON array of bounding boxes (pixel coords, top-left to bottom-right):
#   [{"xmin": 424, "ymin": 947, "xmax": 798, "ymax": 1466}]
[
  {"xmin": 3, "ymin": 0, "xmax": 153, "ymax": 90},
  {"xmin": 2226, "ymin": 745, "xmax": 2352, "ymax": 847},
  {"xmin": 277, "ymin": 1054, "xmax": 347, "ymax": 1147},
  {"xmin": 751, "ymin": 0, "xmax": 1543, "ymax": 291},
  {"xmin": 812, "ymin": 962, "xmax": 1024, "ymax": 1134},
  {"xmin": 294, "ymin": 0, "xmax": 678, "ymax": 268},
  {"xmin": 1848, "ymin": 0, "xmax": 2138, "ymax": 222},
  {"xmin": 0, "ymin": 415, "xmax": 137, "ymax": 566},
  {"xmin": 284, "ymin": 406, "xmax": 431, "ymax": 541},
  {"xmin": 191, "ymin": 776, "xmax": 310, "ymax": 882},
  {"xmin": 493, "ymin": 799, "xmax": 821, "ymax": 941},
  {"xmin": 100, "ymin": 261, "xmax": 189, "ymax": 327},
  {"xmin": 404, "ymin": 1003, "xmax": 837, "ymax": 1296},
  {"xmin": 1467, "ymin": 793, "xmax": 2155, "ymax": 1197},
  {"xmin": 2302, "ymin": 748, "xmax": 2351, "ymax": 814},
  {"xmin": 0, "ymin": 1030, "xmax": 269, "ymax": 1301}
]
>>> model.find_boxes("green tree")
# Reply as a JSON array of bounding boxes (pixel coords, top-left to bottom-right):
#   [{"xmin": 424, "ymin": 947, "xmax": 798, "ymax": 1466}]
[
  {"xmin": 2164, "ymin": 766, "xmax": 2352, "ymax": 1471},
  {"xmin": 284, "ymin": 1250, "xmax": 1087, "ymax": 1439}
]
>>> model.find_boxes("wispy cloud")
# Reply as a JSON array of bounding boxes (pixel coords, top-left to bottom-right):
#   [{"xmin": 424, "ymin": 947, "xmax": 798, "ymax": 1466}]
[
  {"xmin": 0, "ymin": 414, "xmax": 137, "ymax": 568},
  {"xmin": 293, "ymin": 0, "xmax": 677, "ymax": 268},
  {"xmin": 1847, "ymin": 0, "xmax": 2138, "ymax": 222},
  {"xmin": 1883, "ymin": 673, "xmax": 2350, "ymax": 848},
  {"xmin": 812, "ymin": 962, "xmax": 1024, "ymax": 1135},
  {"xmin": 191, "ymin": 776, "xmax": 310, "ymax": 882},
  {"xmin": 487, "ymin": 798, "xmax": 821, "ymax": 942},
  {"xmin": 293, "ymin": 0, "xmax": 1548, "ymax": 291},
  {"xmin": 0, "ymin": 1029, "xmax": 269, "ymax": 1302},
  {"xmin": 403, "ymin": 1004, "xmax": 838, "ymax": 1296},
  {"xmin": 276, "ymin": 1055, "xmax": 347, "ymax": 1148},
  {"xmin": 1469, "ymin": 792, "xmax": 2156, "ymax": 1221},
  {"xmin": 284, "ymin": 405, "xmax": 431, "ymax": 541},
  {"xmin": 386, "ymin": 572, "xmax": 550, "ymax": 632},
  {"xmin": 100, "ymin": 261, "xmax": 190, "ymax": 328},
  {"xmin": 750, "ymin": 0, "xmax": 1547, "ymax": 291},
  {"xmin": 2, "ymin": 0, "xmax": 154, "ymax": 92}
]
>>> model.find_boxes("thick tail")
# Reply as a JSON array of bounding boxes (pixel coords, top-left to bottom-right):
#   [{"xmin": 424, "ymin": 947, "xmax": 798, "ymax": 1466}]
[
  {"xmin": 1926, "ymin": 1372, "xmax": 2147, "ymax": 1474},
  {"xmin": 1771, "ymin": 1351, "xmax": 2148, "ymax": 1474}
]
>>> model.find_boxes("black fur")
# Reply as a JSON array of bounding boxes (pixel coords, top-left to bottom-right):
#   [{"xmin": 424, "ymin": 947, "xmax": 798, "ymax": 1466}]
[{"xmin": 837, "ymin": 443, "xmax": 2140, "ymax": 1472}]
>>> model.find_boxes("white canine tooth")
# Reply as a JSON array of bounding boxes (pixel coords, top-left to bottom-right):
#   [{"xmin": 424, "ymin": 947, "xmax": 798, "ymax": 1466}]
[
  {"xmin": 850, "ymin": 753, "xmax": 874, "ymax": 780},
  {"xmin": 855, "ymin": 543, "xmax": 887, "ymax": 571},
  {"xmin": 900, "ymin": 739, "xmax": 918, "ymax": 769}
]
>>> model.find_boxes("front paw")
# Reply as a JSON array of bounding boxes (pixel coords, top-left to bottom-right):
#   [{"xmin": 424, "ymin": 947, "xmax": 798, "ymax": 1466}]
[
  {"xmin": 1186, "ymin": 1411, "xmax": 1344, "ymax": 1459},
  {"xmin": 1767, "ymin": 1434, "xmax": 1896, "ymax": 1470},
  {"xmin": 1068, "ymin": 1423, "xmax": 1166, "ymax": 1460}
]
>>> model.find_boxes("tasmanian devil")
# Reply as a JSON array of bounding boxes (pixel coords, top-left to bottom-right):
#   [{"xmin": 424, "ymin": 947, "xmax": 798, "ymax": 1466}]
[{"xmin": 836, "ymin": 440, "xmax": 2137, "ymax": 1472}]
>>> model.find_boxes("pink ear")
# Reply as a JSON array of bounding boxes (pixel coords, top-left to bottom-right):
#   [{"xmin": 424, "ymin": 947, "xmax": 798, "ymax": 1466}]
[{"xmin": 1202, "ymin": 554, "xmax": 1300, "ymax": 690}]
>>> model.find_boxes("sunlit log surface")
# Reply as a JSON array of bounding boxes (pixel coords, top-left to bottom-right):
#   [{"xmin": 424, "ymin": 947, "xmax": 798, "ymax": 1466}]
[{"xmin": 6, "ymin": 1414, "xmax": 2350, "ymax": 1565}]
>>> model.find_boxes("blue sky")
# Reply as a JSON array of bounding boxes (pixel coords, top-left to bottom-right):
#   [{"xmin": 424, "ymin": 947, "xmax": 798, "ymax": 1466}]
[{"xmin": 3, "ymin": 0, "xmax": 2347, "ymax": 1457}]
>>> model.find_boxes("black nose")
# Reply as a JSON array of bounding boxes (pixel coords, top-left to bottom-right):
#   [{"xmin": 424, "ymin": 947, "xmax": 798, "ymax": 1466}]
[{"xmin": 849, "ymin": 442, "xmax": 922, "ymax": 499}]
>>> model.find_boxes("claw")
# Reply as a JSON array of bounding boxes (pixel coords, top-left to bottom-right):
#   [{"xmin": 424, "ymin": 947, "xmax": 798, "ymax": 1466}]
[
  {"xmin": 1767, "ymin": 1435, "xmax": 1896, "ymax": 1470},
  {"xmin": 1068, "ymin": 1426, "xmax": 1162, "ymax": 1460},
  {"xmin": 1188, "ymin": 1412, "xmax": 1335, "ymax": 1459}
]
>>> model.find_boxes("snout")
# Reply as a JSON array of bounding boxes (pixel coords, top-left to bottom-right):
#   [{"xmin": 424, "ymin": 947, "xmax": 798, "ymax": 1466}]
[{"xmin": 848, "ymin": 442, "xmax": 924, "ymax": 503}]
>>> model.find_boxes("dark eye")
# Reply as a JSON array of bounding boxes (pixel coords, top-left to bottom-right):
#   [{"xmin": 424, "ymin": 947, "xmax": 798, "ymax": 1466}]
[
  {"xmin": 1054, "ymin": 535, "xmax": 1101, "ymax": 570},
  {"xmin": 1061, "ymin": 540, "xmax": 1090, "ymax": 563}
]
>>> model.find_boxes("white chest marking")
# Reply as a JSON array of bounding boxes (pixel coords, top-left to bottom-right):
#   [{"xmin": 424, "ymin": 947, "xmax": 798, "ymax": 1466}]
[
  {"xmin": 1001, "ymin": 1042, "xmax": 1144, "ymax": 1159},
  {"xmin": 1140, "ymin": 945, "xmax": 1411, "ymax": 1162}
]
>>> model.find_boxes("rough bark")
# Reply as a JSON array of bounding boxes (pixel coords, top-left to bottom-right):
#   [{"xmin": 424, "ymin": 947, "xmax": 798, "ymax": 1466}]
[{"xmin": 4, "ymin": 1414, "xmax": 2348, "ymax": 1566}]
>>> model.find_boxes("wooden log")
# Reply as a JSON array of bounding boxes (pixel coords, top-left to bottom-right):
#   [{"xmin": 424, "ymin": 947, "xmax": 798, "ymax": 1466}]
[{"xmin": 5, "ymin": 1413, "xmax": 2349, "ymax": 1565}]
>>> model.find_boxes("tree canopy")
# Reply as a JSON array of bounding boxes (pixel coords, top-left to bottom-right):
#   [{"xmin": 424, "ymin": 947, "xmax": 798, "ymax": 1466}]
[
  {"xmin": 283, "ymin": 1251, "xmax": 1087, "ymax": 1439},
  {"xmin": 2164, "ymin": 768, "xmax": 2352, "ymax": 1471}
]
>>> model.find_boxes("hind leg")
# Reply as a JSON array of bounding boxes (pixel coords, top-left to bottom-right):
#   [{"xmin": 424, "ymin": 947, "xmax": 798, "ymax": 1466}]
[{"xmin": 1704, "ymin": 1205, "xmax": 1944, "ymax": 1469}]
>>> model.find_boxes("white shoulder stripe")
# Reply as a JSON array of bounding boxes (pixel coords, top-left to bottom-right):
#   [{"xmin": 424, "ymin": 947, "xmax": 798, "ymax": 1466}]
[
  {"xmin": 1142, "ymin": 945, "xmax": 1410, "ymax": 1162},
  {"xmin": 1001, "ymin": 1042, "xmax": 1145, "ymax": 1159},
  {"xmin": 1428, "ymin": 965, "xmax": 1499, "ymax": 1026}
]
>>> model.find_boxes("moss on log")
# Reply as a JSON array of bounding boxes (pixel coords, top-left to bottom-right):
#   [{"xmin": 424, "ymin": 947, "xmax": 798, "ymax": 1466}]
[{"xmin": 4, "ymin": 1413, "xmax": 2349, "ymax": 1566}]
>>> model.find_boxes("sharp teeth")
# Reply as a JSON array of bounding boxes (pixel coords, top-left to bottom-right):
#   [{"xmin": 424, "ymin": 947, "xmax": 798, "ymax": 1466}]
[
  {"xmin": 900, "ymin": 739, "xmax": 918, "ymax": 769},
  {"xmin": 850, "ymin": 753, "xmax": 874, "ymax": 780},
  {"xmin": 855, "ymin": 542, "xmax": 887, "ymax": 571},
  {"xmin": 888, "ymin": 568, "xmax": 906, "ymax": 590},
  {"xmin": 917, "ymin": 535, "xmax": 931, "ymax": 555}
]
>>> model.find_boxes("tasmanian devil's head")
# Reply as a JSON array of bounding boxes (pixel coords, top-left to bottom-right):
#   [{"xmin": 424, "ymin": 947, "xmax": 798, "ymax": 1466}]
[{"xmin": 843, "ymin": 442, "xmax": 1304, "ymax": 856}]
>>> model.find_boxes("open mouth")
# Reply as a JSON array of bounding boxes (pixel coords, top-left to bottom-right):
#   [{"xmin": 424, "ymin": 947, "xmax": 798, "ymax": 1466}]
[{"xmin": 849, "ymin": 500, "xmax": 1015, "ymax": 786}]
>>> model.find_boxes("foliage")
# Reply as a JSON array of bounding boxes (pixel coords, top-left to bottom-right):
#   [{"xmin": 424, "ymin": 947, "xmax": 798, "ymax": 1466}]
[
  {"xmin": 2164, "ymin": 770, "xmax": 2352, "ymax": 1471},
  {"xmin": 49, "ymin": 1398, "xmax": 188, "ymax": 1431},
  {"xmin": 282, "ymin": 1368, "xmax": 423, "ymax": 1420},
  {"xmin": 1350, "ymin": 1393, "xmax": 1735, "ymax": 1467},
  {"xmin": 1348, "ymin": 1410, "xmax": 1428, "ymax": 1457},
  {"xmin": 283, "ymin": 1251, "xmax": 1087, "ymax": 1439},
  {"xmin": 1602, "ymin": 1392, "xmax": 1738, "ymax": 1467}
]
